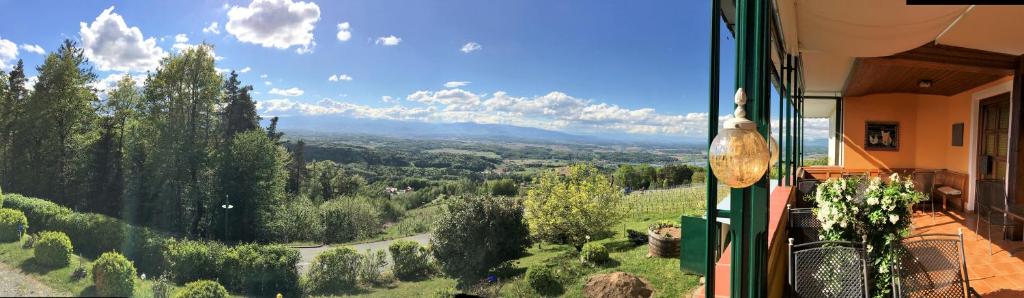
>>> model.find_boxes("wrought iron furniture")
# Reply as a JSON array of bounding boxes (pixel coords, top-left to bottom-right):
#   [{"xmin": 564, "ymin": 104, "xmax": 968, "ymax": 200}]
[
  {"xmin": 974, "ymin": 179, "xmax": 1016, "ymax": 255},
  {"xmin": 892, "ymin": 229, "xmax": 978, "ymax": 298},
  {"xmin": 911, "ymin": 171, "xmax": 937, "ymax": 221},
  {"xmin": 787, "ymin": 239, "xmax": 869, "ymax": 298},
  {"xmin": 787, "ymin": 204, "xmax": 821, "ymax": 244}
]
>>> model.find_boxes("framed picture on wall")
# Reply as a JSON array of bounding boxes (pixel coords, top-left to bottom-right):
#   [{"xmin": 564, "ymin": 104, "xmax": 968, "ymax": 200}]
[
  {"xmin": 952, "ymin": 123, "xmax": 964, "ymax": 147},
  {"xmin": 865, "ymin": 121, "xmax": 899, "ymax": 151}
]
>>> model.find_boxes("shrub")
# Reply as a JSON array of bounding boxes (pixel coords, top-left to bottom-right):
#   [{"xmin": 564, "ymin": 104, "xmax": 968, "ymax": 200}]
[
  {"xmin": 320, "ymin": 197, "xmax": 382, "ymax": 243},
  {"xmin": 164, "ymin": 240, "xmax": 228, "ymax": 284},
  {"xmin": 173, "ymin": 280, "xmax": 229, "ymax": 298},
  {"xmin": 525, "ymin": 164, "xmax": 623, "ymax": 249},
  {"xmin": 223, "ymin": 244, "xmax": 300, "ymax": 296},
  {"xmin": 34, "ymin": 231, "xmax": 73, "ymax": 267},
  {"xmin": 580, "ymin": 242, "xmax": 609, "ymax": 264},
  {"xmin": 2, "ymin": 194, "xmax": 170, "ymax": 274},
  {"xmin": 389, "ymin": 240, "xmax": 433, "ymax": 280},
  {"xmin": 431, "ymin": 196, "xmax": 531, "ymax": 286},
  {"xmin": 357, "ymin": 249, "xmax": 389, "ymax": 286},
  {"xmin": 265, "ymin": 196, "xmax": 324, "ymax": 242},
  {"xmin": 304, "ymin": 247, "xmax": 362, "ymax": 294},
  {"xmin": 525, "ymin": 265, "xmax": 561, "ymax": 296},
  {"xmin": 489, "ymin": 179, "xmax": 518, "ymax": 197},
  {"xmin": 0, "ymin": 208, "xmax": 28, "ymax": 242},
  {"xmin": 92, "ymin": 252, "xmax": 137, "ymax": 297}
]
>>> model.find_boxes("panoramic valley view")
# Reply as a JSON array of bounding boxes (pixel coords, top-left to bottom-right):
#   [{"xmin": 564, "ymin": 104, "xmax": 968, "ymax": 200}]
[{"xmin": 0, "ymin": 0, "xmax": 834, "ymax": 297}]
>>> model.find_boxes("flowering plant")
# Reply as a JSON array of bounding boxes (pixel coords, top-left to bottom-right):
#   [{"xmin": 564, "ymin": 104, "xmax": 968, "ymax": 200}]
[{"xmin": 811, "ymin": 173, "xmax": 924, "ymax": 298}]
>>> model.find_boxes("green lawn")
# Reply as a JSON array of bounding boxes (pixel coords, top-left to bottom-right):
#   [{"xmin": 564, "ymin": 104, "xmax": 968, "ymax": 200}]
[
  {"xmin": 0, "ymin": 238, "xmax": 182, "ymax": 297},
  {"xmin": 335, "ymin": 185, "xmax": 715, "ymax": 297}
]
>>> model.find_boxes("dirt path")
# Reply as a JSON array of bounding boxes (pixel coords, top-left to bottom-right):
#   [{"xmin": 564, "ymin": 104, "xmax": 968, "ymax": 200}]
[
  {"xmin": 0, "ymin": 262, "xmax": 70, "ymax": 297},
  {"xmin": 296, "ymin": 233, "xmax": 432, "ymax": 274}
]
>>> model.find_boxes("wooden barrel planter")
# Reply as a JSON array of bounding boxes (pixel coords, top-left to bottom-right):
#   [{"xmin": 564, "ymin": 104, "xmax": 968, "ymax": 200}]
[{"xmin": 648, "ymin": 223, "xmax": 680, "ymax": 258}]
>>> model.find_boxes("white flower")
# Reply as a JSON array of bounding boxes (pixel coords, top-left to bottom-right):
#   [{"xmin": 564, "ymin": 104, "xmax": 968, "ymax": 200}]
[
  {"xmin": 889, "ymin": 214, "xmax": 899, "ymax": 224},
  {"xmin": 866, "ymin": 196, "xmax": 879, "ymax": 206},
  {"xmin": 889, "ymin": 173, "xmax": 899, "ymax": 181},
  {"xmin": 904, "ymin": 180, "xmax": 915, "ymax": 190}
]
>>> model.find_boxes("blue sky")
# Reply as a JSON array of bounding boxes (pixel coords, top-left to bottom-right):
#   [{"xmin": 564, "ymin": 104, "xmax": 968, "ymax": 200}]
[{"xmin": 0, "ymin": 0, "xmax": 831, "ymax": 140}]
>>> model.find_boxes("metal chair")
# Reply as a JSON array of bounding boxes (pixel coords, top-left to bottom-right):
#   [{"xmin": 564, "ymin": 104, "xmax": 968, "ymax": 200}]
[
  {"xmin": 974, "ymin": 179, "xmax": 1015, "ymax": 255},
  {"xmin": 893, "ymin": 229, "xmax": 979, "ymax": 298},
  {"xmin": 911, "ymin": 171, "xmax": 937, "ymax": 221},
  {"xmin": 788, "ymin": 204, "xmax": 822, "ymax": 244},
  {"xmin": 788, "ymin": 238, "xmax": 869, "ymax": 298}
]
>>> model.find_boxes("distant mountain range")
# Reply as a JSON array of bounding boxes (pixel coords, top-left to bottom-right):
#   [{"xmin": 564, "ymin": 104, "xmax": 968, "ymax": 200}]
[
  {"xmin": 266, "ymin": 115, "xmax": 828, "ymax": 148},
  {"xmin": 266, "ymin": 115, "xmax": 706, "ymax": 146}
]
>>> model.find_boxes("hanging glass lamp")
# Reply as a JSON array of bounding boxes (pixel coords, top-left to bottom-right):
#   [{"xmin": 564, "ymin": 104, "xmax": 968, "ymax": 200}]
[{"xmin": 709, "ymin": 88, "xmax": 771, "ymax": 188}]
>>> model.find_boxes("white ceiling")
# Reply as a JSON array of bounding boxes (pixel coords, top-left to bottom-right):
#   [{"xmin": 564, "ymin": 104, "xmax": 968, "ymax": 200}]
[{"xmin": 777, "ymin": 1, "xmax": 1024, "ymax": 95}]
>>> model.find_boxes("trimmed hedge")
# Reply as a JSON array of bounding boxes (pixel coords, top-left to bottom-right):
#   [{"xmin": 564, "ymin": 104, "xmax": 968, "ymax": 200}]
[
  {"xmin": 3, "ymin": 194, "xmax": 300, "ymax": 296},
  {"xmin": 388, "ymin": 240, "xmax": 433, "ymax": 280},
  {"xmin": 173, "ymin": 280, "xmax": 229, "ymax": 298},
  {"xmin": 3, "ymin": 194, "xmax": 169, "ymax": 274},
  {"xmin": 0, "ymin": 208, "xmax": 28, "ymax": 242},
  {"xmin": 92, "ymin": 252, "xmax": 137, "ymax": 297},
  {"xmin": 34, "ymin": 231, "xmax": 73, "ymax": 267}
]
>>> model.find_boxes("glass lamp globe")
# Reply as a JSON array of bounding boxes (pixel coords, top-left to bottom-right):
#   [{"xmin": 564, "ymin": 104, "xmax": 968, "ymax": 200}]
[
  {"xmin": 768, "ymin": 136, "xmax": 779, "ymax": 164},
  {"xmin": 709, "ymin": 89, "xmax": 771, "ymax": 188}
]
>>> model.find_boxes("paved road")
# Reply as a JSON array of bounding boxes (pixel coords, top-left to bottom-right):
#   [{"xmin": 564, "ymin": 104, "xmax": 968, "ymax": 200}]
[
  {"xmin": 0, "ymin": 262, "xmax": 69, "ymax": 297},
  {"xmin": 296, "ymin": 233, "xmax": 431, "ymax": 274}
]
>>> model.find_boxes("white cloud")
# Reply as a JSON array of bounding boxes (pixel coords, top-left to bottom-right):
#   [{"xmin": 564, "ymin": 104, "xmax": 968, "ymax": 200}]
[
  {"xmin": 336, "ymin": 22, "xmax": 351, "ymax": 41},
  {"xmin": 260, "ymin": 74, "xmax": 268, "ymax": 79},
  {"xmin": 80, "ymin": 6, "xmax": 168, "ymax": 72},
  {"xmin": 226, "ymin": 0, "xmax": 320, "ymax": 53},
  {"xmin": 460, "ymin": 42, "xmax": 481, "ymax": 53},
  {"xmin": 91, "ymin": 73, "xmax": 145, "ymax": 97},
  {"xmin": 203, "ymin": 22, "xmax": 221, "ymax": 34},
  {"xmin": 269, "ymin": 87, "xmax": 303, "ymax": 97},
  {"xmin": 19, "ymin": 44, "xmax": 44, "ymax": 55},
  {"xmin": 328, "ymin": 74, "xmax": 352, "ymax": 82},
  {"xmin": 24, "ymin": 76, "xmax": 38, "ymax": 92},
  {"xmin": 264, "ymin": 81, "xmax": 272, "ymax": 85},
  {"xmin": 239, "ymin": 66, "xmax": 252, "ymax": 73},
  {"xmin": 174, "ymin": 33, "xmax": 189, "ymax": 43},
  {"xmin": 375, "ymin": 35, "xmax": 401, "ymax": 46},
  {"xmin": 443, "ymin": 81, "xmax": 470, "ymax": 88},
  {"xmin": 0, "ymin": 37, "xmax": 17, "ymax": 70},
  {"xmin": 381, "ymin": 96, "xmax": 396, "ymax": 103}
]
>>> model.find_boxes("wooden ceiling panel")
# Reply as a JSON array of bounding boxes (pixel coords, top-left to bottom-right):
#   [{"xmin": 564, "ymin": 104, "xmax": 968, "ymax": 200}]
[{"xmin": 843, "ymin": 44, "xmax": 1015, "ymax": 97}]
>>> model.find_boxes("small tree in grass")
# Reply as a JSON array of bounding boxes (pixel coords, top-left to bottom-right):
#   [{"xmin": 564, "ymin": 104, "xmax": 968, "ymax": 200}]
[
  {"xmin": 92, "ymin": 251, "xmax": 136, "ymax": 297},
  {"xmin": 431, "ymin": 196, "xmax": 530, "ymax": 287},
  {"xmin": 525, "ymin": 164, "xmax": 623, "ymax": 249}
]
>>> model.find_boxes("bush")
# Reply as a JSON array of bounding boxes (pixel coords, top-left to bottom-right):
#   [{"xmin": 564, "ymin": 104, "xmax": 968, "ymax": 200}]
[
  {"xmin": 265, "ymin": 196, "xmax": 324, "ymax": 242},
  {"xmin": 34, "ymin": 231, "xmax": 73, "ymax": 267},
  {"xmin": 164, "ymin": 240, "xmax": 228, "ymax": 284},
  {"xmin": 489, "ymin": 179, "xmax": 518, "ymax": 197},
  {"xmin": 525, "ymin": 164, "xmax": 623, "ymax": 249},
  {"xmin": 0, "ymin": 208, "xmax": 28, "ymax": 242},
  {"xmin": 580, "ymin": 242, "xmax": 609, "ymax": 264},
  {"xmin": 2, "ymin": 194, "xmax": 170, "ymax": 274},
  {"xmin": 304, "ymin": 247, "xmax": 362, "ymax": 294},
  {"xmin": 173, "ymin": 280, "xmax": 229, "ymax": 298},
  {"xmin": 224, "ymin": 244, "xmax": 300, "ymax": 296},
  {"xmin": 320, "ymin": 197, "xmax": 382, "ymax": 243},
  {"xmin": 389, "ymin": 240, "xmax": 433, "ymax": 280},
  {"xmin": 525, "ymin": 265, "xmax": 561, "ymax": 295},
  {"xmin": 431, "ymin": 196, "xmax": 531, "ymax": 286},
  {"xmin": 357, "ymin": 249, "xmax": 389, "ymax": 286},
  {"xmin": 92, "ymin": 252, "xmax": 137, "ymax": 297}
]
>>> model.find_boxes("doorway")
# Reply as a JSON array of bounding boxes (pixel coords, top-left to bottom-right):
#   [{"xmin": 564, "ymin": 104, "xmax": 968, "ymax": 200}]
[{"xmin": 977, "ymin": 93, "xmax": 1010, "ymax": 183}]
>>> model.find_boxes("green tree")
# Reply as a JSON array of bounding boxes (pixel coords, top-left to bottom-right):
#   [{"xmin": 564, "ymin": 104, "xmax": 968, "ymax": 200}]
[
  {"xmin": 525, "ymin": 164, "xmax": 623, "ymax": 249},
  {"xmin": 221, "ymin": 71, "xmax": 259, "ymax": 139},
  {"xmin": 9, "ymin": 41, "xmax": 97, "ymax": 204},
  {"xmin": 286, "ymin": 140, "xmax": 306, "ymax": 194},
  {"xmin": 86, "ymin": 75, "xmax": 141, "ymax": 215},
  {"xmin": 217, "ymin": 130, "xmax": 288, "ymax": 242},
  {"xmin": 140, "ymin": 44, "xmax": 222, "ymax": 235},
  {"xmin": 1, "ymin": 60, "xmax": 28, "ymax": 190},
  {"xmin": 301, "ymin": 160, "xmax": 365, "ymax": 203},
  {"xmin": 431, "ymin": 196, "xmax": 530, "ymax": 287}
]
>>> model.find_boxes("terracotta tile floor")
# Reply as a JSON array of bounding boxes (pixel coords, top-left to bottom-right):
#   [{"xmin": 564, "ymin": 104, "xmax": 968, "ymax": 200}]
[{"xmin": 910, "ymin": 210, "xmax": 1024, "ymax": 297}]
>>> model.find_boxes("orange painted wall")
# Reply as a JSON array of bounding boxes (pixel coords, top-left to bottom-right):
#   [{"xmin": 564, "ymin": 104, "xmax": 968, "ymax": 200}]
[{"xmin": 841, "ymin": 76, "xmax": 1013, "ymax": 174}]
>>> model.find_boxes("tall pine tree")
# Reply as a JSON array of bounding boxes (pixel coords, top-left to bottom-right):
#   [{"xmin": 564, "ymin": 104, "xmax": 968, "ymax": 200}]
[
  {"xmin": 222, "ymin": 70, "xmax": 259, "ymax": 139},
  {"xmin": 0, "ymin": 60, "xmax": 28, "ymax": 189}
]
